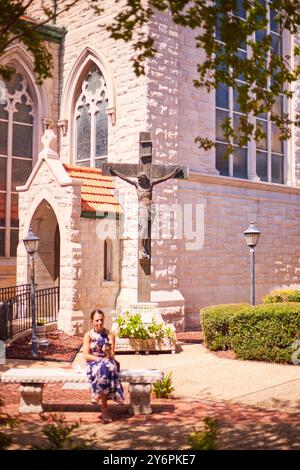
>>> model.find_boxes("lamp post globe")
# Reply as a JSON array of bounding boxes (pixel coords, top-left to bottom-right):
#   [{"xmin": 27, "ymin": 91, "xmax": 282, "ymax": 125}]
[
  {"xmin": 23, "ymin": 228, "xmax": 40, "ymax": 358},
  {"xmin": 243, "ymin": 222, "xmax": 261, "ymax": 306},
  {"xmin": 23, "ymin": 228, "xmax": 40, "ymax": 255}
]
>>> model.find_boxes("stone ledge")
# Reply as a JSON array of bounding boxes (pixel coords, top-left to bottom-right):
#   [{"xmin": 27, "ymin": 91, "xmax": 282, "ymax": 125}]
[{"xmin": 1, "ymin": 367, "xmax": 163, "ymax": 415}]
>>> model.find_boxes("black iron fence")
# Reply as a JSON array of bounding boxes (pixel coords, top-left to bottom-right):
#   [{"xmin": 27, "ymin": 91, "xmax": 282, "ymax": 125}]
[
  {"xmin": 0, "ymin": 284, "xmax": 31, "ymax": 303},
  {"xmin": 0, "ymin": 286, "xmax": 59, "ymax": 341}
]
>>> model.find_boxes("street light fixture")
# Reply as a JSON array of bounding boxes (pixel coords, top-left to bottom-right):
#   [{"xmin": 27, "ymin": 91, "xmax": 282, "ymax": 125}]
[
  {"xmin": 243, "ymin": 222, "xmax": 261, "ymax": 306},
  {"xmin": 23, "ymin": 228, "xmax": 40, "ymax": 358}
]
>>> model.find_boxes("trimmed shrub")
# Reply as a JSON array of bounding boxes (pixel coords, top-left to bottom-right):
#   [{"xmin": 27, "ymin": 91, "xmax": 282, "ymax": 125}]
[
  {"xmin": 229, "ymin": 303, "xmax": 300, "ymax": 363},
  {"xmin": 263, "ymin": 289, "xmax": 300, "ymax": 303},
  {"xmin": 200, "ymin": 304, "xmax": 248, "ymax": 351}
]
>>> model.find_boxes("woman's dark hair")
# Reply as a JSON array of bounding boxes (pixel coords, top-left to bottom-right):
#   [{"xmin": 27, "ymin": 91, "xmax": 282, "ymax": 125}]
[{"xmin": 90, "ymin": 309, "xmax": 105, "ymax": 320}]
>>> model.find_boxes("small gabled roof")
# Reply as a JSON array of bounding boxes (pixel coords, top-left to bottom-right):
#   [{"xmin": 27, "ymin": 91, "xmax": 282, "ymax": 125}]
[{"xmin": 63, "ymin": 164, "xmax": 121, "ymax": 216}]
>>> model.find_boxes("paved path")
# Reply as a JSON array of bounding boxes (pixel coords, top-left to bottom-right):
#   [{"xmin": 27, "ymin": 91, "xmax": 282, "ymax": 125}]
[
  {"xmin": 72, "ymin": 343, "xmax": 300, "ymax": 413},
  {"xmin": 1, "ymin": 343, "xmax": 299, "ymax": 450}
]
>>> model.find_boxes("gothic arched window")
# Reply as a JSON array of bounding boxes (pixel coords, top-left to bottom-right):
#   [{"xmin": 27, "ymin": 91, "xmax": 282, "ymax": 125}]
[
  {"xmin": 75, "ymin": 66, "xmax": 108, "ymax": 168},
  {"xmin": 0, "ymin": 71, "xmax": 34, "ymax": 257}
]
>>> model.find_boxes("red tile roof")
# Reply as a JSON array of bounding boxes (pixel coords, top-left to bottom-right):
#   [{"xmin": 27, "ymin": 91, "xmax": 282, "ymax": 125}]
[{"xmin": 63, "ymin": 164, "xmax": 120, "ymax": 215}]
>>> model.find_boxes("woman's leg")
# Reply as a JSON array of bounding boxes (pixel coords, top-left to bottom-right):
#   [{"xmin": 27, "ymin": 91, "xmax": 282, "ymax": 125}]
[{"xmin": 100, "ymin": 395, "xmax": 112, "ymax": 422}]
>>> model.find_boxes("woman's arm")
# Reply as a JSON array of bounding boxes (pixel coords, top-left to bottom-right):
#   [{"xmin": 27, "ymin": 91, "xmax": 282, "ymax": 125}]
[
  {"xmin": 108, "ymin": 331, "xmax": 116, "ymax": 358},
  {"xmin": 83, "ymin": 332, "xmax": 101, "ymax": 362}
]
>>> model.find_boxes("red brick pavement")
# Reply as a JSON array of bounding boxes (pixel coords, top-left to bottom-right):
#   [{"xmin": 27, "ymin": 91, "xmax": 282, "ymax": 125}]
[{"xmin": 1, "ymin": 382, "xmax": 299, "ymax": 450}]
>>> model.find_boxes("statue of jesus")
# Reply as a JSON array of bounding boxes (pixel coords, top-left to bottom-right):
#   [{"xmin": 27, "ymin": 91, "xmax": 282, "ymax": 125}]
[{"xmin": 108, "ymin": 165, "xmax": 183, "ymax": 260}]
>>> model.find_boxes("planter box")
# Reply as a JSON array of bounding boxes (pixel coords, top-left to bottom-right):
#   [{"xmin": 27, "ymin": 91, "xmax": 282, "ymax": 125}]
[{"xmin": 115, "ymin": 337, "xmax": 176, "ymax": 353}]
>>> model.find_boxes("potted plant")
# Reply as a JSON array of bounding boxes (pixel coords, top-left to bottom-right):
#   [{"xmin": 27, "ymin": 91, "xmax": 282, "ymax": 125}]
[{"xmin": 36, "ymin": 318, "xmax": 49, "ymax": 346}]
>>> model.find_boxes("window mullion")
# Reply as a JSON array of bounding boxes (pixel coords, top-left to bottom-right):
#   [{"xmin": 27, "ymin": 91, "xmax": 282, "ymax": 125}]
[
  {"xmin": 229, "ymin": 86, "xmax": 233, "ymax": 177},
  {"xmin": 5, "ymin": 108, "xmax": 13, "ymax": 258},
  {"xmin": 267, "ymin": 4, "xmax": 272, "ymax": 182},
  {"xmin": 90, "ymin": 107, "xmax": 96, "ymax": 167}
]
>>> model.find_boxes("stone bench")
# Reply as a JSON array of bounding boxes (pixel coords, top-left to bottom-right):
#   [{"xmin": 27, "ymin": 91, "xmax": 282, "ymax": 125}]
[{"xmin": 0, "ymin": 367, "xmax": 163, "ymax": 415}]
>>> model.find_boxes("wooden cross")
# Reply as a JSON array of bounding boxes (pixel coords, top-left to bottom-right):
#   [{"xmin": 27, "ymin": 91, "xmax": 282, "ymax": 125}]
[{"xmin": 102, "ymin": 132, "xmax": 188, "ymax": 302}]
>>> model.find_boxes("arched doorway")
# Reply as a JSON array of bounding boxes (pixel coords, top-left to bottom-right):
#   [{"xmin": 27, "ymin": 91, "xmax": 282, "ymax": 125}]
[{"xmin": 29, "ymin": 200, "xmax": 60, "ymax": 289}]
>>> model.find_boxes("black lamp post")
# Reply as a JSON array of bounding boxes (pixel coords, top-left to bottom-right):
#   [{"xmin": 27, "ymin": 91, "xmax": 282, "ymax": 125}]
[
  {"xmin": 23, "ymin": 228, "xmax": 40, "ymax": 358},
  {"xmin": 243, "ymin": 222, "xmax": 261, "ymax": 306}
]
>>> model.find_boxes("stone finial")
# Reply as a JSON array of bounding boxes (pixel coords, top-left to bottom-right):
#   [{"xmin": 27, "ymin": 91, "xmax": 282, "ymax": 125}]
[{"xmin": 39, "ymin": 128, "xmax": 59, "ymax": 160}]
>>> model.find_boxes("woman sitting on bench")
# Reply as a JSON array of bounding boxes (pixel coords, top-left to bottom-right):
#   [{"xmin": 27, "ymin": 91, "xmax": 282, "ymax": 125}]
[{"xmin": 83, "ymin": 309, "xmax": 124, "ymax": 423}]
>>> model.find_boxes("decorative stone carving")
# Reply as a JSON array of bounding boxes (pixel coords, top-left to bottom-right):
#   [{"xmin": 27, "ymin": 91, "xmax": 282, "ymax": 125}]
[
  {"xmin": 19, "ymin": 383, "xmax": 44, "ymax": 413},
  {"xmin": 106, "ymin": 106, "xmax": 116, "ymax": 125},
  {"xmin": 42, "ymin": 118, "xmax": 54, "ymax": 132},
  {"xmin": 39, "ymin": 128, "xmax": 58, "ymax": 159},
  {"xmin": 57, "ymin": 119, "xmax": 68, "ymax": 136}
]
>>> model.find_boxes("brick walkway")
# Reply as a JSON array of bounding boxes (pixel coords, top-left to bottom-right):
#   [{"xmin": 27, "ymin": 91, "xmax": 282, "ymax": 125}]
[{"xmin": 1, "ymin": 381, "xmax": 299, "ymax": 450}]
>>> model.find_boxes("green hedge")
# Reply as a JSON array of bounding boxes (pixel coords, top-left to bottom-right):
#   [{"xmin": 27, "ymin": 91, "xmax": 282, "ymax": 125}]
[
  {"xmin": 263, "ymin": 289, "xmax": 300, "ymax": 303},
  {"xmin": 200, "ymin": 304, "xmax": 248, "ymax": 351},
  {"xmin": 230, "ymin": 303, "xmax": 300, "ymax": 363},
  {"xmin": 201, "ymin": 302, "xmax": 300, "ymax": 363}
]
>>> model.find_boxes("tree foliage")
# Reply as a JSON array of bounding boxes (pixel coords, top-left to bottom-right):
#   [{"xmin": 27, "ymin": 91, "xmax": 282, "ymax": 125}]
[{"xmin": 2, "ymin": 0, "xmax": 300, "ymax": 150}]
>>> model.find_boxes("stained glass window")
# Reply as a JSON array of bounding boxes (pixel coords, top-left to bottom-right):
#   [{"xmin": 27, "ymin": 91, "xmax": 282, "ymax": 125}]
[
  {"xmin": 75, "ymin": 66, "xmax": 108, "ymax": 167},
  {"xmin": 0, "ymin": 71, "xmax": 34, "ymax": 257},
  {"xmin": 76, "ymin": 100, "xmax": 91, "ymax": 161}
]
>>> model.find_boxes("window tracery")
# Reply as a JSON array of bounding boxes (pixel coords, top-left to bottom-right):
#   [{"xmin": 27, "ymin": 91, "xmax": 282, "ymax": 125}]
[
  {"xmin": 75, "ymin": 66, "xmax": 108, "ymax": 167},
  {"xmin": 0, "ymin": 72, "xmax": 34, "ymax": 257}
]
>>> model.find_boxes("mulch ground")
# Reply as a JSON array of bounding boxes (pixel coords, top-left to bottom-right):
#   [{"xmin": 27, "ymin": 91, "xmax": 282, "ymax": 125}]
[
  {"xmin": 177, "ymin": 330, "xmax": 236, "ymax": 359},
  {"xmin": 5, "ymin": 330, "xmax": 236, "ymax": 362},
  {"xmin": 5, "ymin": 330, "xmax": 82, "ymax": 362}
]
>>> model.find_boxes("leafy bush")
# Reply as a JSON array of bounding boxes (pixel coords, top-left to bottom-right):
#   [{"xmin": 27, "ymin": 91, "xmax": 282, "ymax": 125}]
[
  {"xmin": 263, "ymin": 289, "xmax": 300, "ymax": 303},
  {"xmin": 187, "ymin": 417, "xmax": 218, "ymax": 450},
  {"xmin": 200, "ymin": 304, "xmax": 248, "ymax": 350},
  {"xmin": 230, "ymin": 303, "xmax": 300, "ymax": 363},
  {"xmin": 114, "ymin": 312, "xmax": 176, "ymax": 342},
  {"xmin": 0, "ymin": 396, "xmax": 19, "ymax": 449},
  {"xmin": 152, "ymin": 372, "xmax": 175, "ymax": 398},
  {"xmin": 36, "ymin": 413, "xmax": 98, "ymax": 450}
]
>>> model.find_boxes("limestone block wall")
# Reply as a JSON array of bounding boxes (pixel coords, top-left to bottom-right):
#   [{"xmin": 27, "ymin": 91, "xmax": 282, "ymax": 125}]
[
  {"xmin": 293, "ymin": 32, "xmax": 300, "ymax": 186},
  {"xmin": 77, "ymin": 217, "xmax": 120, "ymax": 332},
  {"xmin": 147, "ymin": 10, "xmax": 216, "ymax": 174},
  {"xmin": 176, "ymin": 175, "xmax": 300, "ymax": 328},
  {"xmin": 56, "ymin": 1, "xmax": 148, "ymax": 304},
  {"xmin": 17, "ymin": 160, "xmax": 84, "ymax": 335}
]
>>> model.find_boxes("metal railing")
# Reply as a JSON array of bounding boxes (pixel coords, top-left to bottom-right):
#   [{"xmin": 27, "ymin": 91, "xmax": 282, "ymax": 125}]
[
  {"xmin": 0, "ymin": 284, "xmax": 31, "ymax": 303},
  {"xmin": 0, "ymin": 286, "xmax": 59, "ymax": 341}
]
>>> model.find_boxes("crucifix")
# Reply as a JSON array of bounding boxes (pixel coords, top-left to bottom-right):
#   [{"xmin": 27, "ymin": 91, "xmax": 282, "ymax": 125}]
[{"xmin": 102, "ymin": 132, "xmax": 188, "ymax": 302}]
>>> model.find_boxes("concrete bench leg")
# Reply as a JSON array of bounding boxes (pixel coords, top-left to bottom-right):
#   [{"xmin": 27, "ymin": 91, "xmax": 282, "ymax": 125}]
[
  {"xmin": 128, "ymin": 383, "xmax": 152, "ymax": 415},
  {"xmin": 19, "ymin": 383, "xmax": 44, "ymax": 413}
]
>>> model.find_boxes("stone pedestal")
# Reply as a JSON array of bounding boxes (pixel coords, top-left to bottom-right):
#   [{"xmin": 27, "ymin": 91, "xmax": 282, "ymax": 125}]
[
  {"xmin": 129, "ymin": 302, "xmax": 163, "ymax": 323},
  {"xmin": 36, "ymin": 325, "xmax": 49, "ymax": 346},
  {"xmin": 19, "ymin": 383, "xmax": 44, "ymax": 413},
  {"xmin": 128, "ymin": 383, "xmax": 152, "ymax": 415}
]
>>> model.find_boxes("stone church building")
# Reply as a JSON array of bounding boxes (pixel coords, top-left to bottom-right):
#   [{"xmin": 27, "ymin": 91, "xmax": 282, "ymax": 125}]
[{"xmin": 1, "ymin": 1, "xmax": 300, "ymax": 333}]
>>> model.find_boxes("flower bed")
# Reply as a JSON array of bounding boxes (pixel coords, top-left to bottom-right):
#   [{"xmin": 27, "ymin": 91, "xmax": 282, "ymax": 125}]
[{"xmin": 113, "ymin": 311, "xmax": 176, "ymax": 353}]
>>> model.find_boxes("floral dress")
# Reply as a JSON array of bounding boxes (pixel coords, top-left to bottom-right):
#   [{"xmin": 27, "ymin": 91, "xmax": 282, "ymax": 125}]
[{"xmin": 86, "ymin": 329, "xmax": 124, "ymax": 403}]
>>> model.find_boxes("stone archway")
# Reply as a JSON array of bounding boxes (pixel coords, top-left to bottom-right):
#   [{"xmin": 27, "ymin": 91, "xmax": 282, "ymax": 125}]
[{"xmin": 29, "ymin": 199, "xmax": 60, "ymax": 289}]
